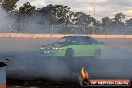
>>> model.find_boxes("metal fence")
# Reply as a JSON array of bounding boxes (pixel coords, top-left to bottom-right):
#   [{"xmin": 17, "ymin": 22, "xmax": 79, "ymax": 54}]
[{"xmin": 43, "ymin": 25, "xmax": 132, "ymax": 34}]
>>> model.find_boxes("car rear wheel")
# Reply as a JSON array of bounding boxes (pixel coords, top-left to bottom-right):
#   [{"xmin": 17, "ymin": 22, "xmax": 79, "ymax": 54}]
[{"xmin": 65, "ymin": 48, "xmax": 74, "ymax": 58}]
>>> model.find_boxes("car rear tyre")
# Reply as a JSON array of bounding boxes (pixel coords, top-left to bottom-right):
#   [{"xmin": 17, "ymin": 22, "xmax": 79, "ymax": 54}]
[{"xmin": 65, "ymin": 48, "xmax": 74, "ymax": 58}]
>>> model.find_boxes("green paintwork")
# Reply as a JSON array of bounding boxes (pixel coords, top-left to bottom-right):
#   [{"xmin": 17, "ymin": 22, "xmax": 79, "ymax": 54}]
[{"xmin": 40, "ymin": 44, "xmax": 105, "ymax": 57}]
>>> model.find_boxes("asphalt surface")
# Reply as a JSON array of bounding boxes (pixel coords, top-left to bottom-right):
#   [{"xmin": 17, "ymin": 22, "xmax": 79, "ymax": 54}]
[{"xmin": 0, "ymin": 38, "xmax": 132, "ymax": 88}]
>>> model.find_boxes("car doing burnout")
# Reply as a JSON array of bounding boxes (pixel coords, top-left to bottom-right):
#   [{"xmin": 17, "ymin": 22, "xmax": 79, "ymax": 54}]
[{"xmin": 40, "ymin": 36, "xmax": 105, "ymax": 58}]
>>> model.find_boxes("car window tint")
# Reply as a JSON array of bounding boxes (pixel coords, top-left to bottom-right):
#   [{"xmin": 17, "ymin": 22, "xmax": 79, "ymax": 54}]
[
  {"xmin": 74, "ymin": 37, "xmax": 92, "ymax": 44},
  {"xmin": 89, "ymin": 38, "xmax": 100, "ymax": 44},
  {"xmin": 60, "ymin": 36, "xmax": 100, "ymax": 45},
  {"xmin": 57, "ymin": 38, "xmax": 67, "ymax": 42},
  {"xmin": 65, "ymin": 37, "xmax": 91, "ymax": 45}
]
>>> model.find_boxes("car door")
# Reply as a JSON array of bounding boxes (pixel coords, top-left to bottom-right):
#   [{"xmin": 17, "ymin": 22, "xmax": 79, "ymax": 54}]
[
  {"xmin": 66, "ymin": 37, "xmax": 96, "ymax": 56},
  {"xmin": 74, "ymin": 38, "xmax": 96, "ymax": 56}
]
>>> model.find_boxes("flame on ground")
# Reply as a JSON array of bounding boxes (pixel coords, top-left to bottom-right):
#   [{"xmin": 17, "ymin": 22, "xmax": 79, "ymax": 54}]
[{"xmin": 81, "ymin": 67, "xmax": 89, "ymax": 79}]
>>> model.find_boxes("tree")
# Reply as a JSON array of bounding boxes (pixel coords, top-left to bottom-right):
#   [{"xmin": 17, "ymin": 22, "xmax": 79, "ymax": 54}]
[
  {"xmin": 114, "ymin": 13, "xmax": 125, "ymax": 23},
  {"xmin": 102, "ymin": 17, "xmax": 111, "ymax": 27},
  {"xmin": 39, "ymin": 4, "xmax": 71, "ymax": 24},
  {"xmin": 73, "ymin": 12, "xmax": 99, "ymax": 27},
  {"xmin": 12, "ymin": 2, "xmax": 37, "ymax": 32},
  {"xmin": 126, "ymin": 18, "xmax": 132, "ymax": 27},
  {"xmin": 0, "ymin": 0, "xmax": 18, "ymax": 12},
  {"xmin": 18, "ymin": 2, "xmax": 36, "ymax": 16}
]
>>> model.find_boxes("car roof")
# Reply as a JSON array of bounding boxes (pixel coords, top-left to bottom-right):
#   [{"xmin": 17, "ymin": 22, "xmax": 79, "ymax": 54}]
[{"xmin": 62, "ymin": 36, "xmax": 100, "ymax": 43}]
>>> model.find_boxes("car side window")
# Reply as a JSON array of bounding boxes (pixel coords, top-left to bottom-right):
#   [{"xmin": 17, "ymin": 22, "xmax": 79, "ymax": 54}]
[
  {"xmin": 60, "ymin": 37, "xmax": 100, "ymax": 46},
  {"xmin": 68, "ymin": 37, "xmax": 92, "ymax": 45},
  {"xmin": 61, "ymin": 42, "xmax": 70, "ymax": 46},
  {"xmin": 77, "ymin": 38, "xmax": 92, "ymax": 45},
  {"xmin": 71, "ymin": 41, "xmax": 80, "ymax": 45},
  {"xmin": 90, "ymin": 38, "xmax": 100, "ymax": 44}
]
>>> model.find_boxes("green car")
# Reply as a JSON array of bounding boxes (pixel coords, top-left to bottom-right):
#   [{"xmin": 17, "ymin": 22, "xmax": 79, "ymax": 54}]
[{"xmin": 40, "ymin": 36, "xmax": 105, "ymax": 58}]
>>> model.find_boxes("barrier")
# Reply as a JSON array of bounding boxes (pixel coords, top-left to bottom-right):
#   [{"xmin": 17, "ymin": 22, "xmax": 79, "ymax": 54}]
[
  {"xmin": 0, "ymin": 33, "xmax": 132, "ymax": 38},
  {"xmin": 0, "ymin": 62, "xmax": 7, "ymax": 88}
]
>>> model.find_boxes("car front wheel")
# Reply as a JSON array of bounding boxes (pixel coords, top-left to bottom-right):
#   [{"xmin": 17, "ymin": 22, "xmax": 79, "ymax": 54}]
[{"xmin": 65, "ymin": 48, "xmax": 74, "ymax": 58}]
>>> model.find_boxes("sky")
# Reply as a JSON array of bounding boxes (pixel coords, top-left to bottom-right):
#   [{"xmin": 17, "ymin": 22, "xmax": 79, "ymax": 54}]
[{"xmin": 16, "ymin": 0, "xmax": 132, "ymax": 20}]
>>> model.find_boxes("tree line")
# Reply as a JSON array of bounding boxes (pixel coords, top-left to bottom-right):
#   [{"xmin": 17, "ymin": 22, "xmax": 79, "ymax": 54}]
[{"xmin": 0, "ymin": 0, "xmax": 132, "ymax": 34}]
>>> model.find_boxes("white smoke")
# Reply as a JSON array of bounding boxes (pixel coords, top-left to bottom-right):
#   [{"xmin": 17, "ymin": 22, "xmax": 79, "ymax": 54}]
[{"xmin": 0, "ymin": 6, "xmax": 14, "ymax": 32}]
